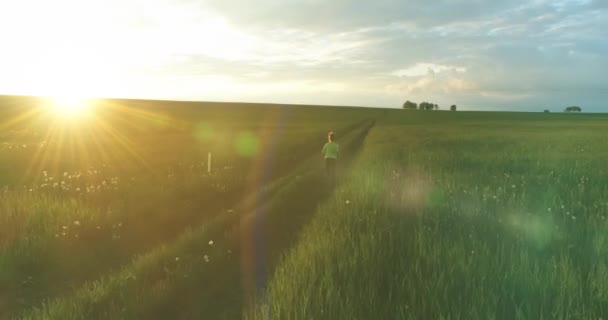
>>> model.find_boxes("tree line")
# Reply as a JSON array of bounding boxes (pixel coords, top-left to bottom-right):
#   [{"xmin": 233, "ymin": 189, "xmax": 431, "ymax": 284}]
[{"xmin": 403, "ymin": 100, "xmax": 457, "ymax": 111}]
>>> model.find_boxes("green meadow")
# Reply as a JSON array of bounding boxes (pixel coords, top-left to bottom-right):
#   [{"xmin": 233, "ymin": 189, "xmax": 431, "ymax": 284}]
[{"xmin": 1, "ymin": 95, "xmax": 608, "ymax": 319}]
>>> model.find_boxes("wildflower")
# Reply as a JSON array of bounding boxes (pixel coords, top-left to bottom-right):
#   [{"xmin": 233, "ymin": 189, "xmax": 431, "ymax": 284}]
[
  {"xmin": 548, "ymin": 207, "xmax": 552, "ymax": 212},
  {"xmin": 203, "ymin": 255, "xmax": 210, "ymax": 262},
  {"xmin": 64, "ymin": 172, "xmax": 68, "ymax": 177},
  {"xmin": 572, "ymin": 216, "xmax": 576, "ymax": 220},
  {"xmin": 208, "ymin": 240, "xmax": 214, "ymax": 246},
  {"xmin": 74, "ymin": 221, "xmax": 81, "ymax": 226},
  {"xmin": 345, "ymin": 200, "xmax": 351, "ymax": 205},
  {"xmin": 62, "ymin": 226, "xmax": 68, "ymax": 229},
  {"xmin": 175, "ymin": 257, "xmax": 180, "ymax": 261},
  {"xmin": 76, "ymin": 188, "xmax": 81, "ymax": 192}
]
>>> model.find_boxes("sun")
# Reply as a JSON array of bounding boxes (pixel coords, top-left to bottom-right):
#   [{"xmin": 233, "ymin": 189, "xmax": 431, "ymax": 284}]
[{"xmin": 48, "ymin": 95, "xmax": 92, "ymax": 119}]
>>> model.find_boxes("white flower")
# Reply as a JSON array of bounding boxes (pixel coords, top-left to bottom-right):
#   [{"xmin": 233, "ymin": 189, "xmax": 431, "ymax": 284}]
[
  {"xmin": 345, "ymin": 200, "xmax": 351, "ymax": 205},
  {"xmin": 208, "ymin": 240, "xmax": 214, "ymax": 246},
  {"xmin": 203, "ymin": 255, "xmax": 210, "ymax": 262},
  {"xmin": 74, "ymin": 221, "xmax": 81, "ymax": 226},
  {"xmin": 175, "ymin": 257, "xmax": 180, "ymax": 261}
]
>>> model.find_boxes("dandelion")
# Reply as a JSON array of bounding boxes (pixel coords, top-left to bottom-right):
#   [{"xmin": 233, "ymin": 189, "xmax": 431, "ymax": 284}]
[
  {"xmin": 62, "ymin": 226, "xmax": 68, "ymax": 230},
  {"xmin": 208, "ymin": 240, "xmax": 214, "ymax": 246},
  {"xmin": 203, "ymin": 255, "xmax": 210, "ymax": 262},
  {"xmin": 63, "ymin": 172, "xmax": 68, "ymax": 177},
  {"xmin": 76, "ymin": 188, "xmax": 81, "ymax": 192},
  {"xmin": 345, "ymin": 200, "xmax": 351, "ymax": 205},
  {"xmin": 175, "ymin": 257, "xmax": 180, "ymax": 261}
]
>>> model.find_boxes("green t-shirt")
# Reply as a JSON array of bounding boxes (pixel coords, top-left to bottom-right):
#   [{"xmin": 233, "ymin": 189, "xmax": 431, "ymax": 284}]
[{"xmin": 322, "ymin": 142, "xmax": 339, "ymax": 159}]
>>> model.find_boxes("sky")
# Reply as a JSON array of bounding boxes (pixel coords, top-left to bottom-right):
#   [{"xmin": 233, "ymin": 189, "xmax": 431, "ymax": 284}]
[{"xmin": 0, "ymin": 0, "xmax": 606, "ymax": 111}]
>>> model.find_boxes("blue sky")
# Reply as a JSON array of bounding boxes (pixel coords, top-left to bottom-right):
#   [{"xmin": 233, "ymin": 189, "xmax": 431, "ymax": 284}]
[{"xmin": 0, "ymin": 0, "xmax": 606, "ymax": 111}]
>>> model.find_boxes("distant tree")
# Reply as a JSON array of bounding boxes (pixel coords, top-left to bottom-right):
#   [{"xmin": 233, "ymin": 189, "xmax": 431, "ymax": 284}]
[
  {"xmin": 564, "ymin": 106, "xmax": 582, "ymax": 112},
  {"xmin": 450, "ymin": 105, "xmax": 457, "ymax": 111},
  {"xmin": 434, "ymin": 104, "xmax": 439, "ymax": 110},
  {"xmin": 402, "ymin": 100, "xmax": 418, "ymax": 109},
  {"xmin": 418, "ymin": 102, "xmax": 433, "ymax": 110},
  {"xmin": 544, "ymin": 109, "xmax": 550, "ymax": 113}
]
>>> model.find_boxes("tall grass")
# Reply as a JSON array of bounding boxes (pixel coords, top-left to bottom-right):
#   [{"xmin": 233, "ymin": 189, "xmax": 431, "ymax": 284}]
[{"xmin": 252, "ymin": 116, "xmax": 608, "ymax": 319}]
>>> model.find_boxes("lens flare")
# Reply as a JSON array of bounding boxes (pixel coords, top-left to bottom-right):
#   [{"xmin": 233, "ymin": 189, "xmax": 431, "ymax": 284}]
[{"xmin": 49, "ymin": 95, "xmax": 91, "ymax": 119}]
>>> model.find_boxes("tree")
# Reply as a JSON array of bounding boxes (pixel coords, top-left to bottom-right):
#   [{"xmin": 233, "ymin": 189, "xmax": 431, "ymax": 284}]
[
  {"xmin": 418, "ymin": 102, "xmax": 434, "ymax": 110},
  {"xmin": 402, "ymin": 100, "xmax": 418, "ymax": 109},
  {"xmin": 450, "ymin": 105, "xmax": 457, "ymax": 111},
  {"xmin": 544, "ymin": 109, "xmax": 550, "ymax": 113},
  {"xmin": 564, "ymin": 106, "xmax": 582, "ymax": 112},
  {"xmin": 434, "ymin": 104, "xmax": 439, "ymax": 110}
]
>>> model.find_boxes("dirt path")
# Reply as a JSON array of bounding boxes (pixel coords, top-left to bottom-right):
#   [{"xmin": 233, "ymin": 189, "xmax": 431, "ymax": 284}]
[{"xmin": 140, "ymin": 120, "xmax": 376, "ymax": 320}]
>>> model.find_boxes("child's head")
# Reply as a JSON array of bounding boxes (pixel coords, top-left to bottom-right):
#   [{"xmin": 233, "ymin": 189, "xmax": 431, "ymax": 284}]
[{"xmin": 328, "ymin": 131, "xmax": 335, "ymax": 142}]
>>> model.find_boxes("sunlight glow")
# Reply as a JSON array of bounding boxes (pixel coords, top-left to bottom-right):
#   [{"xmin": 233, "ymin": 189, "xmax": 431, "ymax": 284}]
[{"xmin": 49, "ymin": 95, "xmax": 92, "ymax": 119}]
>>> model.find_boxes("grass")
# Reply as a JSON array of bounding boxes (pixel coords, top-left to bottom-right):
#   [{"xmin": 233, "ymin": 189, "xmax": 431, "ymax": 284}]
[
  {"xmin": 3, "ymin": 95, "xmax": 608, "ymax": 319},
  {"xmin": 251, "ymin": 110, "xmax": 608, "ymax": 319}
]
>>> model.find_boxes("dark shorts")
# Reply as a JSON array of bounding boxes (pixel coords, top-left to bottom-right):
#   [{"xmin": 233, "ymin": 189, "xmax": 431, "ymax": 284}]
[{"xmin": 325, "ymin": 158, "xmax": 336, "ymax": 175}]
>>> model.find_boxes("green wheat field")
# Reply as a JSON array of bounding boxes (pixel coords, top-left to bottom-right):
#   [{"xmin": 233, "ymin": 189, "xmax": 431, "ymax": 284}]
[{"xmin": 1, "ymin": 95, "xmax": 608, "ymax": 319}]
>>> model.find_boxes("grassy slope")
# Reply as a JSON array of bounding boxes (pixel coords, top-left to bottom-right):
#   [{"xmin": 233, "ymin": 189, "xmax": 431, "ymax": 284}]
[
  {"xmin": 252, "ymin": 110, "xmax": 608, "ymax": 320},
  {"xmin": 18, "ymin": 120, "xmax": 375, "ymax": 320},
  {"xmin": 0, "ymin": 95, "xmax": 379, "ymax": 319}
]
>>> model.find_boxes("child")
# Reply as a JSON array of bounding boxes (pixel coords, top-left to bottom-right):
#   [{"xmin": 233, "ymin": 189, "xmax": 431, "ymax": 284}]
[{"xmin": 322, "ymin": 131, "xmax": 339, "ymax": 184}]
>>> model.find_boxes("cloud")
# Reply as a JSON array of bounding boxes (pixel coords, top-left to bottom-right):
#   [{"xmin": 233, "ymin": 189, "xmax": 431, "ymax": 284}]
[
  {"xmin": 392, "ymin": 63, "xmax": 467, "ymax": 77},
  {"xmin": 0, "ymin": 0, "xmax": 606, "ymax": 111}
]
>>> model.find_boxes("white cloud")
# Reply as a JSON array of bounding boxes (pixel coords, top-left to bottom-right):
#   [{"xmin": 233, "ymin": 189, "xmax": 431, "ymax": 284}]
[
  {"xmin": 392, "ymin": 63, "xmax": 467, "ymax": 77},
  {"xmin": 0, "ymin": 0, "xmax": 606, "ymax": 111}
]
